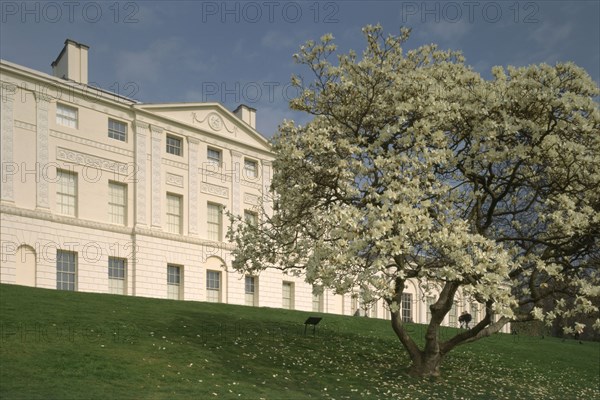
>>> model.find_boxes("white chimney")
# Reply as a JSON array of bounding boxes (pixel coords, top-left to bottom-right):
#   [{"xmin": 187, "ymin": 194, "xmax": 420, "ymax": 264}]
[
  {"xmin": 233, "ymin": 104, "xmax": 256, "ymax": 129},
  {"xmin": 51, "ymin": 39, "xmax": 89, "ymax": 85}
]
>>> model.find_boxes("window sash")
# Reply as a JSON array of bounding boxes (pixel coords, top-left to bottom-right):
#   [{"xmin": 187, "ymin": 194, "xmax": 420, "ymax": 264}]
[
  {"xmin": 108, "ymin": 119, "xmax": 127, "ymax": 141},
  {"xmin": 207, "ymin": 148, "xmax": 221, "ymax": 166},
  {"xmin": 282, "ymin": 282, "xmax": 293, "ymax": 309},
  {"xmin": 166, "ymin": 136, "xmax": 182, "ymax": 156},
  {"xmin": 57, "ymin": 170, "xmax": 77, "ymax": 216},
  {"xmin": 244, "ymin": 210, "xmax": 258, "ymax": 226},
  {"xmin": 206, "ymin": 271, "xmax": 220, "ymax": 289},
  {"xmin": 167, "ymin": 265, "xmax": 181, "ymax": 285},
  {"xmin": 166, "ymin": 194, "xmax": 182, "ymax": 234},
  {"xmin": 207, "ymin": 203, "xmax": 222, "ymax": 241},
  {"xmin": 109, "ymin": 182, "xmax": 127, "ymax": 225},
  {"xmin": 57, "ymin": 250, "xmax": 76, "ymax": 291},
  {"xmin": 57, "ymin": 104, "xmax": 78, "ymax": 128},
  {"xmin": 244, "ymin": 159, "xmax": 258, "ymax": 178},
  {"xmin": 449, "ymin": 304, "xmax": 458, "ymax": 326},
  {"xmin": 401, "ymin": 293, "xmax": 412, "ymax": 322}
]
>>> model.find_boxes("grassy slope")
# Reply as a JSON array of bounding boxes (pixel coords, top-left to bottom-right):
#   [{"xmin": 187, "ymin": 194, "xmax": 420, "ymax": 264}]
[{"xmin": 0, "ymin": 284, "xmax": 598, "ymax": 400}]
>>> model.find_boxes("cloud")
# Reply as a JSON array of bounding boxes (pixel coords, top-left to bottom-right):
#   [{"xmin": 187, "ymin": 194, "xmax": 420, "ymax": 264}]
[
  {"xmin": 530, "ymin": 23, "xmax": 573, "ymax": 47},
  {"xmin": 415, "ymin": 20, "xmax": 472, "ymax": 44},
  {"xmin": 115, "ymin": 37, "xmax": 214, "ymax": 83}
]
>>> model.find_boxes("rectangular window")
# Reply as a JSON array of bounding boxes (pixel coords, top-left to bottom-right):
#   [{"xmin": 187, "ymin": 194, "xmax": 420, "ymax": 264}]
[
  {"xmin": 312, "ymin": 287, "xmax": 323, "ymax": 312},
  {"xmin": 426, "ymin": 296, "xmax": 435, "ymax": 321},
  {"xmin": 57, "ymin": 169, "xmax": 77, "ymax": 216},
  {"xmin": 56, "ymin": 103, "xmax": 78, "ymax": 128},
  {"xmin": 166, "ymin": 135, "xmax": 182, "ymax": 156},
  {"xmin": 166, "ymin": 194, "xmax": 182, "ymax": 234},
  {"xmin": 449, "ymin": 304, "xmax": 458, "ymax": 327},
  {"xmin": 207, "ymin": 203, "xmax": 222, "ymax": 241},
  {"xmin": 108, "ymin": 257, "xmax": 126, "ymax": 295},
  {"xmin": 351, "ymin": 296, "xmax": 359, "ymax": 316},
  {"xmin": 206, "ymin": 270, "xmax": 221, "ymax": 303},
  {"xmin": 57, "ymin": 250, "xmax": 76, "ymax": 291},
  {"xmin": 245, "ymin": 276, "xmax": 257, "ymax": 306},
  {"xmin": 282, "ymin": 282, "xmax": 294, "ymax": 310},
  {"xmin": 368, "ymin": 302, "xmax": 377, "ymax": 318},
  {"xmin": 401, "ymin": 293, "xmax": 412, "ymax": 322},
  {"xmin": 207, "ymin": 148, "xmax": 221, "ymax": 167},
  {"xmin": 244, "ymin": 210, "xmax": 258, "ymax": 226},
  {"xmin": 244, "ymin": 158, "xmax": 258, "ymax": 179},
  {"xmin": 109, "ymin": 182, "xmax": 127, "ymax": 225},
  {"xmin": 167, "ymin": 265, "xmax": 182, "ymax": 300},
  {"xmin": 471, "ymin": 302, "xmax": 479, "ymax": 323},
  {"xmin": 108, "ymin": 118, "xmax": 127, "ymax": 141}
]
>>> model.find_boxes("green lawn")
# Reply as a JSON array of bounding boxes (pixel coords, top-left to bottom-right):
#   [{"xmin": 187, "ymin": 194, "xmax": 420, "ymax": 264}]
[{"xmin": 1, "ymin": 284, "xmax": 598, "ymax": 399}]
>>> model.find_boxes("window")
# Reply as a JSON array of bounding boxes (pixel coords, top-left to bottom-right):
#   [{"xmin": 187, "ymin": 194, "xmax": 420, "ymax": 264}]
[
  {"xmin": 471, "ymin": 302, "xmax": 479, "ymax": 323},
  {"xmin": 367, "ymin": 302, "xmax": 377, "ymax": 318},
  {"xmin": 57, "ymin": 170, "xmax": 77, "ymax": 216},
  {"xmin": 244, "ymin": 210, "xmax": 258, "ymax": 226},
  {"xmin": 282, "ymin": 282, "xmax": 294, "ymax": 309},
  {"xmin": 166, "ymin": 135, "xmax": 182, "ymax": 156},
  {"xmin": 167, "ymin": 265, "xmax": 182, "ymax": 300},
  {"xmin": 449, "ymin": 303, "xmax": 458, "ymax": 327},
  {"xmin": 108, "ymin": 257, "xmax": 126, "ymax": 295},
  {"xmin": 312, "ymin": 286, "xmax": 323, "ymax": 312},
  {"xmin": 166, "ymin": 194, "xmax": 182, "ymax": 234},
  {"xmin": 426, "ymin": 296, "xmax": 435, "ymax": 321},
  {"xmin": 401, "ymin": 293, "xmax": 412, "ymax": 322},
  {"xmin": 351, "ymin": 296, "xmax": 359, "ymax": 316},
  {"xmin": 206, "ymin": 270, "xmax": 221, "ymax": 303},
  {"xmin": 108, "ymin": 119, "xmax": 127, "ymax": 141},
  {"xmin": 56, "ymin": 103, "xmax": 78, "ymax": 128},
  {"xmin": 207, "ymin": 148, "xmax": 221, "ymax": 167},
  {"xmin": 244, "ymin": 158, "xmax": 258, "ymax": 179},
  {"xmin": 207, "ymin": 203, "xmax": 222, "ymax": 241},
  {"xmin": 57, "ymin": 250, "xmax": 76, "ymax": 291},
  {"xmin": 245, "ymin": 276, "xmax": 257, "ymax": 306},
  {"xmin": 109, "ymin": 182, "xmax": 127, "ymax": 225}
]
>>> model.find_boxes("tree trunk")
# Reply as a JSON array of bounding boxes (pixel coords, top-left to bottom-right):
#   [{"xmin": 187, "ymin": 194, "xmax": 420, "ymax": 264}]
[{"xmin": 408, "ymin": 351, "xmax": 444, "ymax": 378}]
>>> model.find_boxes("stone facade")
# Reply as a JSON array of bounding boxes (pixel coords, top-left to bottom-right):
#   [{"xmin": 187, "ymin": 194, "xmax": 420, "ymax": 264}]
[{"xmin": 0, "ymin": 40, "xmax": 509, "ymax": 332}]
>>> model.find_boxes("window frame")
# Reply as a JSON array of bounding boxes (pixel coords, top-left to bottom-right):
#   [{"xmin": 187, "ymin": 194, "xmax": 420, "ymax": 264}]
[
  {"xmin": 206, "ymin": 270, "xmax": 221, "ymax": 303},
  {"xmin": 108, "ymin": 257, "xmax": 127, "ymax": 295},
  {"xmin": 282, "ymin": 281, "xmax": 294, "ymax": 310},
  {"xmin": 207, "ymin": 147, "xmax": 222, "ymax": 167},
  {"xmin": 207, "ymin": 202, "xmax": 223, "ymax": 241},
  {"xmin": 401, "ymin": 292, "xmax": 412, "ymax": 322},
  {"xmin": 245, "ymin": 275, "xmax": 257, "ymax": 306},
  {"xmin": 108, "ymin": 118, "xmax": 127, "ymax": 142},
  {"xmin": 167, "ymin": 264, "xmax": 182, "ymax": 300},
  {"xmin": 108, "ymin": 181, "xmax": 127, "ymax": 225},
  {"xmin": 243, "ymin": 158, "xmax": 258, "ymax": 179},
  {"xmin": 56, "ymin": 169, "xmax": 77, "ymax": 217},
  {"xmin": 166, "ymin": 134, "xmax": 183, "ymax": 156},
  {"xmin": 57, "ymin": 250, "xmax": 77, "ymax": 291},
  {"xmin": 56, "ymin": 103, "xmax": 78, "ymax": 128},
  {"xmin": 166, "ymin": 193, "xmax": 183, "ymax": 234}
]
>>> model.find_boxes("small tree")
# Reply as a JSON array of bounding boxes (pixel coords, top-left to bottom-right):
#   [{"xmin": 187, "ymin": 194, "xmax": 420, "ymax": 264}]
[{"xmin": 228, "ymin": 26, "xmax": 600, "ymax": 377}]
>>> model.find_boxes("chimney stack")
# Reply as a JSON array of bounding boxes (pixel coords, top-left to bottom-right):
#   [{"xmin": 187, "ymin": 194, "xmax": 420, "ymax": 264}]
[
  {"xmin": 51, "ymin": 39, "xmax": 89, "ymax": 85},
  {"xmin": 233, "ymin": 104, "xmax": 256, "ymax": 129}
]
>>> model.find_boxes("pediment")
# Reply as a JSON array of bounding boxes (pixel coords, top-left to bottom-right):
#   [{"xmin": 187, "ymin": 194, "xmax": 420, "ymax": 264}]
[{"xmin": 134, "ymin": 102, "xmax": 271, "ymax": 151}]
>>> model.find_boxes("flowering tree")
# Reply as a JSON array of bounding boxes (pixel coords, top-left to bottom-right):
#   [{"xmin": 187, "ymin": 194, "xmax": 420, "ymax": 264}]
[{"xmin": 228, "ymin": 26, "xmax": 600, "ymax": 377}]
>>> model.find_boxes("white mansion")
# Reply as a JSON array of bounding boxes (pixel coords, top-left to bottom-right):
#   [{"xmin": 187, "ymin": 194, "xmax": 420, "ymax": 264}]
[{"xmin": 0, "ymin": 40, "xmax": 507, "ymax": 332}]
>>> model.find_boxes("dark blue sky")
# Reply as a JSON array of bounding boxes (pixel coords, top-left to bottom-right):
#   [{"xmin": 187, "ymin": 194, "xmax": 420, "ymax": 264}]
[{"xmin": 1, "ymin": 1, "xmax": 598, "ymax": 136}]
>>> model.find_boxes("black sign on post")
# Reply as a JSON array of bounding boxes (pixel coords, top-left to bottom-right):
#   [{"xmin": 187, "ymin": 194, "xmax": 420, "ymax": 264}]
[{"xmin": 304, "ymin": 317, "xmax": 322, "ymax": 336}]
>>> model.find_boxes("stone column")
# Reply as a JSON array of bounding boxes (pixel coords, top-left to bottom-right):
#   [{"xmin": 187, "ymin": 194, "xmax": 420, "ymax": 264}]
[
  {"xmin": 35, "ymin": 94, "xmax": 51, "ymax": 210},
  {"xmin": 231, "ymin": 150, "xmax": 242, "ymax": 216},
  {"xmin": 0, "ymin": 86, "xmax": 14, "ymax": 203},
  {"xmin": 134, "ymin": 121, "xmax": 149, "ymax": 226},
  {"xmin": 150, "ymin": 125, "xmax": 163, "ymax": 228},
  {"xmin": 261, "ymin": 160, "xmax": 273, "ymax": 217},
  {"xmin": 188, "ymin": 137, "xmax": 199, "ymax": 235}
]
